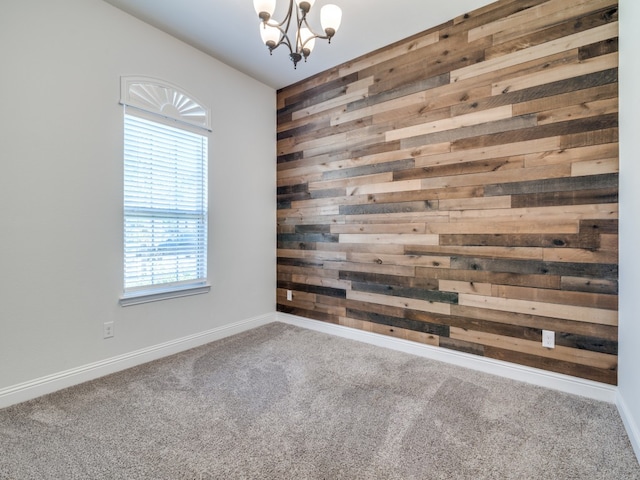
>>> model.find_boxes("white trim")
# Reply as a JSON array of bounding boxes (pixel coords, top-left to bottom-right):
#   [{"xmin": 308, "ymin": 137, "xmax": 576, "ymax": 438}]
[
  {"xmin": 0, "ymin": 312, "xmax": 620, "ymax": 411},
  {"xmin": 119, "ymin": 283, "xmax": 211, "ymax": 307},
  {"xmin": 617, "ymin": 391, "xmax": 640, "ymax": 462},
  {"xmin": 0, "ymin": 313, "xmax": 275, "ymax": 409},
  {"xmin": 120, "ymin": 75, "xmax": 211, "ymax": 131},
  {"xmin": 277, "ymin": 313, "xmax": 618, "ymax": 403}
]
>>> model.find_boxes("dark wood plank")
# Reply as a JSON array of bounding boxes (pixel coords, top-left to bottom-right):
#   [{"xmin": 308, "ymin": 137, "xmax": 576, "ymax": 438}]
[
  {"xmin": 484, "ymin": 346, "xmax": 617, "ymax": 384},
  {"xmin": 351, "ymin": 282, "xmax": 459, "ymax": 304},
  {"xmin": 448, "ymin": 256, "xmax": 617, "ymax": 280},
  {"xmin": 510, "ymin": 187, "xmax": 617, "ymax": 208},
  {"xmin": 346, "ymin": 308, "xmax": 450, "ymax": 337},
  {"xmin": 485, "ymin": 173, "xmax": 618, "ymax": 196}
]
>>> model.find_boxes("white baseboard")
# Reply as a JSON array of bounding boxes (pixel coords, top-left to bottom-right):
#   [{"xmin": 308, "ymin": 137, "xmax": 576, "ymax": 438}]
[
  {"xmin": 277, "ymin": 313, "xmax": 618, "ymax": 403},
  {"xmin": 0, "ymin": 311, "xmax": 619, "ymax": 409},
  {"xmin": 0, "ymin": 312, "xmax": 276, "ymax": 409},
  {"xmin": 617, "ymin": 390, "xmax": 640, "ymax": 462}
]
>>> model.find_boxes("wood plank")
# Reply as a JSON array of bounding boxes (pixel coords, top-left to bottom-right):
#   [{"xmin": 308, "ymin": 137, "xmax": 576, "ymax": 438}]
[
  {"xmin": 386, "ymin": 105, "xmax": 513, "ymax": 142},
  {"xmin": 339, "ymin": 233, "xmax": 440, "ymax": 246},
  {"xmin": 425, "ymin": 220, "xmax": 578, "ymax": 235},
  {"xmin": 307, "ymin": 172, "xmax": 393, "ymax": 192},
  {"xmin": 346, "ymin": 307, "xmax": 450, "ymax": 337},
  {"xmin": 483, "ymin": 346, "xmax": 616, "ymax": 384},
  {"xmin": 449, "ymin": 203, "xmax": 618, "ymax": 223},
  {"xmin": 277, "ymin": 304, "xmax": 340, "ymax": 324},
  {"xmin": 467, "ymin": 0, "xmax": 616, "ymax": 43},
  {"xmin": 408, "ymin": 244, "xmax": 545, "ymax": 261},
  {"xmin": 420, "ymin": 164, "xmax": 571, "ymax": 191},
  {"xmin": 341, "ymin": 272, "xmax": 439, "ymax": 291},
  {"xmin": 561, "ymin": 276, "xmax": 618, "ymax": 295},
  {"xmin": 542, "ymin": 247, "xmax": 617, "ymax": 265},
  {"xmin": 339, "ymin": 316, "xmax": 440, "ymax": 346},
  {"xmin": 331, "ymin": 223, "xmax": 427, "ymax": 234},
  {"xmin": 345, "ymin": 179, "xmax": 423, "ymax": 196},
  {"xmin": 536, "ymin": 97, "xmax": 618, "ymax": 126},
  {"xmin": 451, "ymin": 305, "xmax": 618, "ymax": 340},
  {"xmin": 439, "ymin": 280, "xmax": 493, "ymax": 296},
  {"xmin": 484, "ymin": 173, "xmax": 618, "ymax": 196},
  {"xmin": 324, "ymin": 261, "xmax": 416, "ymax": 277},
  {"xmin": 291, "ymin": 77, "xmax": 375, "ymax": 120},
  {"xmin": 571, "ymin": 157, "xmax": 618, "ymax": 177},
  {"xmin": 458, "ymin": 293, "xmax": 617, "ymax": 325},
  {"xmin": 484, "ymin": 5, "xmax": 618, "ymax": 60},
  {"xmin": 492, "ymin": 52, "xmax": 618, "ymax": 95},
  {"xmin": 347, "ymin": 289, "xmax": 452, "ymax": 315},
  {"xmin": 277, "ymin": 249, "xmax": 347, "ymax": 262},
  {"xmin": 450, "ymin": 327, "xmax": 617, "ymax": 369},
  {"xmin": 449, "ymin": 256, "xmax": 617, "ymax": 280},
  {"xmin": 346, "ymin": 252, "xmax": 450, "ymax": 268},
  {"xmin": 395, "ymin": 156, "xmax": 523, "ymax": 182},
  {"xmin": 513, "ymin": 84, "xmax": 618, "ymax": 118},
  {"xmin": 339, "ymin": 31, "xmax": 440, "ymax": 77},
  {"xmin": 523, "ymin": 143, "xmax": 618, "ymax": 168},
  {"xmin": 416, "ymin": 136, "xmax": 562, "ymax": 168},
  {"xmin": 351, "ymin": 282, "xmax": 459, "ymax": 305},
  {"xmin": 453, "ymin": 22, "xmax": 618, "ymax": 83},
  {"xmin": 417, "ymin": 266, "xmax": 561, "ymax": 290},
  {"xmin": 492, "ymin": 284, "xmax": 617, "ymax": 310},
  {"xmin": 401, "ymin": 114, "xmax": 539, "ymax": 150},
  {"xmin": 339, "ymin": 200, "xmax": 435, "ymax": 216}
]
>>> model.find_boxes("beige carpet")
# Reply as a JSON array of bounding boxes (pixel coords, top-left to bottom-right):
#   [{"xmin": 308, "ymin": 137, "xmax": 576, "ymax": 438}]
[{"xmin": 0, "ymin": 322, "xmax": 638, "ymax": 479}]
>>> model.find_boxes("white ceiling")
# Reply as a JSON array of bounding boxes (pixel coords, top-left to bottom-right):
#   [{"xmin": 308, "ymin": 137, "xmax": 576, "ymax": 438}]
[{"xmin": 103, "ymin": 0, "xmax": 496, "ymax": 90}]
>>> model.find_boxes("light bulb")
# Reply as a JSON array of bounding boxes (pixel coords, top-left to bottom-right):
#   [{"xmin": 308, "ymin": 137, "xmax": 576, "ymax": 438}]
[
  {"xmin": 299, "ymin": 27, "xmax": 316, "ymax": 55},
  {"xmin": 254, "ymin": 0, "xmax": 276, "ymax": 20},
  {"xmin": 259, "ymin": 22, "xmax": 281, "ymax": 48},
  {"xmin": 321, "ymin": 4, "xmax": 342, "ymax": 37}
]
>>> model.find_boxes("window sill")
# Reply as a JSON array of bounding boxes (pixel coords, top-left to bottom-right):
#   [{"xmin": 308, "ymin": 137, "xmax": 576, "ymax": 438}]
[{"xmin": 119, "ymin": 283, "xmax": 210, "ymax": 307}]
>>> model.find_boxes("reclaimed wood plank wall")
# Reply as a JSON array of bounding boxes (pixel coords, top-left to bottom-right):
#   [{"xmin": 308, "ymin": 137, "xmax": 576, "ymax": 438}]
[{"xmin": 276, "ymin": 0, "xmax": 619, "ymax": 384}]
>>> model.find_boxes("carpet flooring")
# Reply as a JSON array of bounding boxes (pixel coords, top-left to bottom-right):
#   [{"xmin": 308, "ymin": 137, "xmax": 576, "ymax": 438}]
[{"xmin": 1, "ymin": 322, "xmax": 638, "ymax": 479}]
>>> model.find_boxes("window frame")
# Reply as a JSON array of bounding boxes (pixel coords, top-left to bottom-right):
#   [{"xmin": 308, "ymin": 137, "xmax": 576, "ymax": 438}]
[{"xmin": 118, "ymin": 77, "xmax": 211, "ymax": 306}]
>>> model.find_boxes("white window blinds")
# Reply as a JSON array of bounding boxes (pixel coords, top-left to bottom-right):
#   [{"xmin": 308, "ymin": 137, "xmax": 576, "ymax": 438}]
[{"xmin": 123, "ymin": 113, "xmax": 208, "ymax": 297}]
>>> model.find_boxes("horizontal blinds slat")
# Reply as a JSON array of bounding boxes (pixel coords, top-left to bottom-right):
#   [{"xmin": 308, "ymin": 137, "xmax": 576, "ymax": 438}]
[{"xmin": 123, "ymin": 112, "xmax": 208, "ymax": 291}]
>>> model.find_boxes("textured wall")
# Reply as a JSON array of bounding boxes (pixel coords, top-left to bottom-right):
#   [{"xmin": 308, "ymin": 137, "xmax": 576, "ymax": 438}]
[{"xmin": 276, "ymin": 0, "xmax": 619, "ymax": 384}]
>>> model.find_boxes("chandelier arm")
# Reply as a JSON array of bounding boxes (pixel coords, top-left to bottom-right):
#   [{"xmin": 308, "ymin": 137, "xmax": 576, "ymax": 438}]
[
  {"xmin": 260, "ymin": 0, "xmax": 297, "ymax": 55},
  {"xmin": 299, "ymin": 16, "xmax": 328, "ymax": 48},
  {"xmin": 278, "ymin": 33, "xmax": 295, "ymax": 55},
  {"xmin": 295, "ymin": 3, "xmax": 305, "ymax": 55}
]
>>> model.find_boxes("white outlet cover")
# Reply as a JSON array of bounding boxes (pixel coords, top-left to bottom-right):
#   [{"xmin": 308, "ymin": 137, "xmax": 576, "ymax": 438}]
[
  {"xmin": 103, "ymin": 322, "xmax": 115, "ymax": 339},
  {"xmin": 542, "ymin": 330, "xmax": 555, "ymax": 348}
]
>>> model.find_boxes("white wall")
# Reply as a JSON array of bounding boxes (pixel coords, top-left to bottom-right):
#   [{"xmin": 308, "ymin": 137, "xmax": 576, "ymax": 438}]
[
  {"xmin": 0, "ymin": 0, "xmax": 276, "ymax": 392},
  {"xmin": 618, "ymin": 0, "xmax": 640, "ymax": 460}
]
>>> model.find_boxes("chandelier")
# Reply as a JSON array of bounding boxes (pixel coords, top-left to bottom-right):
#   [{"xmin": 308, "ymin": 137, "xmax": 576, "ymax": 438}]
[{"xmin": 253, "ymin": 0, "xmax": 342, "ymax": 69}]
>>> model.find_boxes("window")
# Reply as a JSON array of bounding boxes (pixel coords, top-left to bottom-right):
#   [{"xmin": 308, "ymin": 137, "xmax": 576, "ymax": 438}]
[{"xmin": 119, "ymin": 77, "xmax": 211, "ymax": 306}]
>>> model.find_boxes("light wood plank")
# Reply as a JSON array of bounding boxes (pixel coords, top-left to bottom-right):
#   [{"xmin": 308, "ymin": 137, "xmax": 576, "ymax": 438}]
[
  {"xmin": 386, "ymin": 105, "xmax": 513, "ymax": 142},
  {"xmin": 439, "ymin": 280, "xmax": 493, "ymax": 295},
  {"xmin": 458, "ymin": 293, "xmax": 618, "ymax": 325},
  {"xmin": 571, "ymin": 157, "xmax": 618, "ymax": 177},
  {"xmin": 453, "ymin": 22, "xmax": 618, "ymax": 83},
  {"xmin": 347, "ymin": 290, "xmax": 452, "ymax": 315},
  {"xmin": 492, "ymin": 52, "xmax": 618, "ymax": 95},
  {"xmin": 339, "ymin": 233, "xmax": 440, "ymax": 246}
]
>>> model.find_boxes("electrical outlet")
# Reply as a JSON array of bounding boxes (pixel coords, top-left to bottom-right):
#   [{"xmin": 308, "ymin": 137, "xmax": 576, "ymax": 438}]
[
  {"xmin": 103, "ymin": 321, "xmax": 114, "ymax": 339},
  {"xmin": 286, "ymin": 290, "xmax": 292, "ymax": 301},
  {"xmin": 542, "ymin": 329, "xmax": 555, "ymax": 348}
]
